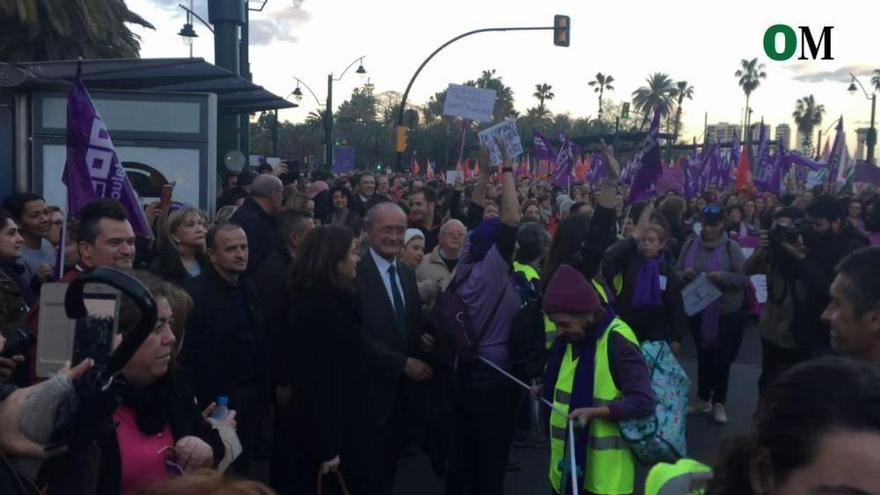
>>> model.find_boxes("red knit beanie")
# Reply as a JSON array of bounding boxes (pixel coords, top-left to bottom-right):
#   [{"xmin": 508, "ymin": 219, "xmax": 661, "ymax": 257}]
[{"xmin": 542, "ymin": 264, "xmax": 601, "ymax": 315}]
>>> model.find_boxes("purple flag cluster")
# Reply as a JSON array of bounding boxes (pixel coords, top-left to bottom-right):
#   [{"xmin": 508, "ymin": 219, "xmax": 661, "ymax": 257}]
[
  {"xmin": 587, "ymin": 152, "xmax": 606, "ymax": 184},
  {"xmin": 63, "ymin": 64, "xmax": 152, "ymax": 238},
  {"xmin": 626, "ymin": 109, "xmax": 663, "ymax": 204}
]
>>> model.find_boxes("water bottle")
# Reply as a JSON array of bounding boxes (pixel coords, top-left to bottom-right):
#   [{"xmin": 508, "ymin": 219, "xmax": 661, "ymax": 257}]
[{"xmin": 212, "ymin": 396, "xmax": 229, "ymax": 420}]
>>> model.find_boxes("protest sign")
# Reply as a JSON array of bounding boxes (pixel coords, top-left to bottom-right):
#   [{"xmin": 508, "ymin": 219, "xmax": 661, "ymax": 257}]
[
  {"xmin": 750, "ymin": 274, "xmax": 768, "ymax": 305},
  {"xmin": 445, "ymin": 171, "xmax": 459, "ymax": 184},
  {"xmin": 681, "ymin": 272, "xmax": 723, "ymax": 317},
  {"xmin": 334, "ymin": 146, "xmax": 355, "ymax": 174},
  {"xmin": 443, "ymin": 83, "xmax": 496, "ymax": 123},
  {"xmin": 478, "ymin": 120, "xmax": 523, "ymax": 167}
]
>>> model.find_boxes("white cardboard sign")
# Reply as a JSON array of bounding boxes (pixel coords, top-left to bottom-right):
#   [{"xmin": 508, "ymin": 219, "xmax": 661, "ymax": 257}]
[
  {"xmin": 443, "ymin": 83, "xmax": 497, "ymax": 122},
  {"xmin": 478, "ymin": 119, "xmax": 524, "ymax": 167},
  {"xmin": 681, "ymin": 272, "xmax": 723, "ymax": 317}
]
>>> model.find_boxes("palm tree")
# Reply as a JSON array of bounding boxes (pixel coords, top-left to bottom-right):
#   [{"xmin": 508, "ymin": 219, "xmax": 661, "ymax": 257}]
[
  {"xmin": 631, "ymin": 72, "xmax": 677, "ymax": 129},
  {"xmin": 872, "ymin": 69, "xmax": 880, "ymax": 92},
  {"xmin": 532, "ymin": 83, "xmax": 555, "ymax": 116},
  {"xmin": 0, "ymin": 0, "xmax": 154, "ymax": 62},
  {"xmin": 792, "ymin": 95, "xmax": 825, "ymax": 153},
  {"xmin": 734, "ymin": 58, "xmax": 767, "ymax": 142},
  {"xmin": 672, "ymin": 81, "xmax": 694, "ymax": 142},
  {"xmin": 587, "ymin": 73, "xmax": 615, "ymax": 119}
]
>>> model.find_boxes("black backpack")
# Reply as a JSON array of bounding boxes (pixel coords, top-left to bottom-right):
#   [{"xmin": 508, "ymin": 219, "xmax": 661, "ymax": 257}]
[{"xmin": 508, "ymin": 271, "xmax": 548, "ymax": 380}]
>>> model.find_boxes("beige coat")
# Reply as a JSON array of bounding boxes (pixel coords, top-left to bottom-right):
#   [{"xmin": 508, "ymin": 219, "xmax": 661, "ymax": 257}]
[{"xmin": 416, "ymin": 246, "xmax": 456, "ymax": 311}]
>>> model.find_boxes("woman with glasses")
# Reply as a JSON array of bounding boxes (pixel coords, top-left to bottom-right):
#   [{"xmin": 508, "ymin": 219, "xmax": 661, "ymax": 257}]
[{"xmin": 676, "ymin": 205, "xmax": 750, "ymax": 425}]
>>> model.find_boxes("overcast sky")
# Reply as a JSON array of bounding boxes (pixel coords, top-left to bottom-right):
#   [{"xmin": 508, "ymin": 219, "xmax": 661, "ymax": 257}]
[{"xmin": 129, "ymin": 0, "xmax": 879, "ymax": 151}]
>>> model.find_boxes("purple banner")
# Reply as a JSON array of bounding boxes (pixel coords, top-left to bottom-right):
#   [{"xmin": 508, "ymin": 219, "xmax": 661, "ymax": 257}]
[
  {"xmin": 532, "ymin": 132, "xmax": 557, "ymax": 164},
  {"xmin": 855, "ymin": 161, "xmax": 880, "ymax": 184},
  {"xmin": 333, "ymin": 146, "xmax": 356, "ymax": 174},
  {"xmin": 552, "ymin": 132, "xmax": 580, "ymax": 188},
  {"xmin": 63, "ymin": 63, "xmax": 151, "ymax": 238},
  {"xmin": 627, "ymin": 109, "xmax": 663, "ymax": 204},
  {"xmin": 587, "ymin": 152, "xmax": 607, "ymax": 184}
]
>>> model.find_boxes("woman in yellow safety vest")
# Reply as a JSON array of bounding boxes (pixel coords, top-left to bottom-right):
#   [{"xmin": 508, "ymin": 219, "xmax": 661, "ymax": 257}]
[{"xmin": 539, "ymin": 264, "xmax": 655, "ymax": 495}]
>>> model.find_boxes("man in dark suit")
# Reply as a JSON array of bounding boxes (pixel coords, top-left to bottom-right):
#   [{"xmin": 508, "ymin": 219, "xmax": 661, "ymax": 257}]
[{"xmin": 357, "ymin": 202, "xmax": 432, "ymax": 494}]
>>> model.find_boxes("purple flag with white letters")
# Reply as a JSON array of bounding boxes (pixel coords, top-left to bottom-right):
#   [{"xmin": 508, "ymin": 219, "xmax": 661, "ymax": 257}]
[
  {"xmin": 626, "ymin": 108, "xmax": 663, "ymax": 204},
  {"xmin": 587, "ymin": 152, "xmax": 606, "ymax": 184},
  {"xmin": 64, "ymin": 63, "xmax": 152, "ymax": 238},
  {"xmin": 552, "ymin": 132, "xmax": 579, "ymax": 188},
  {"xmin": 752, "ymin": 124, "xmax": 776, "ymax": 192},
  {"xmin": 533, "ymin": 132, "xmax": 557, "ymax": 164},
  {"xmin": 683, "ymin": 148, "xmax": 701, "ymax": 200}
]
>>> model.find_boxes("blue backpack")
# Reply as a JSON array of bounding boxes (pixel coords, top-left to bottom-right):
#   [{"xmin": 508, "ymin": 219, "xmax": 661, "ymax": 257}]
[{"xmin": 618, "ymin": 340, "xmax": 690, "ymax": 464}]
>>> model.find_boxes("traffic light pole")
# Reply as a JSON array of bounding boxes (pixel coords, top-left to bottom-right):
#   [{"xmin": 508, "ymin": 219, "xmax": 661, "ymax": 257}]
[{"xmin": 394, "ymin": 26, "xmax": 555, "ymax": 172}]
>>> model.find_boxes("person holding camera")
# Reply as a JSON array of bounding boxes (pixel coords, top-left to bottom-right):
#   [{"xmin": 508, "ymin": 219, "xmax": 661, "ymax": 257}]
[
  {"xmin": 0, "ymin": 209, "xmax": 33, "ymax": 386},
  {"xmin": 45, "ymin": 271, "xmax": 224, "ymax": 495},
  {"xmin": 744, "ymin": 207, "xmax": 811, "ymax": 394},
  {"xmin": 781, "ymin": 195, "xmax": 869, "ymax": 357}
]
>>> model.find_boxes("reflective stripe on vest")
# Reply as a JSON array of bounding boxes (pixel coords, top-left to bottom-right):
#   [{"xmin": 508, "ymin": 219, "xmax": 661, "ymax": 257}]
[
  {"xmin": 591, "ymin": 279, "xmax": 609, "ymax": 303},
  {"xmin": 645, "ymin": 459, "xmax": 713, "ymax": 495},
  {"xmin": 548, "ymin": 317, "xmax": 640, "ymax": 494},
  {"xmin": 513, "ymin": 261, "xmax": 540, "ymax": 282}
]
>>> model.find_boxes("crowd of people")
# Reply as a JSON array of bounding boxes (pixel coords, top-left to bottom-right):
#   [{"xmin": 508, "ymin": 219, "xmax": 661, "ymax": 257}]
[{"xmin": 1, "ymin": 141, "xmax": 880, "ymax": 495}]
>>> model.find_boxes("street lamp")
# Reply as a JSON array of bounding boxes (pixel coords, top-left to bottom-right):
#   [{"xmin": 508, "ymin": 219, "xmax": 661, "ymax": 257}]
[
  {"xmin": 292, "ymin": 56, "xmax": 367, "ymax": 171},
  {"xmin": 177, "ymin": 2, "xmax": 213, "ymax": 58},
  {"xmin": 848, "ymin": 73, "xmax": 877, "ymax": 165}
]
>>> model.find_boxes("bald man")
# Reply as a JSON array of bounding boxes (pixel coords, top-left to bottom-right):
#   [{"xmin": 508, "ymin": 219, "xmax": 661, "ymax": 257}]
[
  {"xmin": 231, "ymin": 174, "xmax": 283, "ymax": 272},
  {"xmin": 357, "ymin": 202, "xmax": 430, "ymax": 494}
]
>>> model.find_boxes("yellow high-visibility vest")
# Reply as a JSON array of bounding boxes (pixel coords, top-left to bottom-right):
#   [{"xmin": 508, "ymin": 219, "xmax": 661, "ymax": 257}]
[{"xmin": 548, "ymin": 317, "xmax": 639, "ymax": 495}]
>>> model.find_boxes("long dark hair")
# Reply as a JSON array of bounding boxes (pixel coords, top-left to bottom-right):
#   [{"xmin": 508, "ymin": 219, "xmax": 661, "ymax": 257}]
[
  {"xmin": 289, "ymin": 224, "xmax": 354, "ymax": 295},
  {"xmin": 706, "ymin": 358, "xmax": 880, "ymax": 494}
]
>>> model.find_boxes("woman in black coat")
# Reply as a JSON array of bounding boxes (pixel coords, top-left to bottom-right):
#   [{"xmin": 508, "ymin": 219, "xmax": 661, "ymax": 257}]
[{"xmin": 280, "ymin": 224, "xmax": 377, "ymax": 495}]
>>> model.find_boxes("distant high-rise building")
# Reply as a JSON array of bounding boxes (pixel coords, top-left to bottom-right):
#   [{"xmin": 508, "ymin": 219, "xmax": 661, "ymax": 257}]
[
  {"xmin": 775, "ymin": 124, "xmax": 791, "ymax": 149},
  {"xmin": 746, "ymin": 123, "xmax": 771, "ymax": 143},
  {"xmin": 705, "ymin": 122, "xmax": 742, "ymax": 144}
]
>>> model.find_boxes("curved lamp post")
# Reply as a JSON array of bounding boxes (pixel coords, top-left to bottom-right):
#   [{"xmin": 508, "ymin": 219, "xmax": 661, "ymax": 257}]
[
  {"xmin": 293, "ymin": 56, "xmax": 367, "ymax": 170},
  {"xmin": 848, "ymin": 73, "xmax": 877, "ymax": 165},
  {"xmin": 393, "ymin": 17, "xmax": 570, "ymax": 172}
]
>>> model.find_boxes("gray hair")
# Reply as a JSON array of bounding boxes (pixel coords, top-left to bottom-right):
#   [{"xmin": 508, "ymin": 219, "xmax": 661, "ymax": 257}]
[
  {"xmin": 365, "ymin": 202, "xmax": 406, "ymax": 229},
  {"xmin": 250, "ymin": 175, "xmax": 283, "ymax": 198},
  {"xmin": 439, "ymin": 219, "xmax": 466, "ymax": 238}
]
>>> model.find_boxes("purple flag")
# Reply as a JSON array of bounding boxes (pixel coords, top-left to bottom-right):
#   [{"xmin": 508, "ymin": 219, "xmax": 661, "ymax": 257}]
[
  {"xmin": 826, "ymin": 118, "xmax": 845, "ymax": 185},
  {"xmin": 855, "ymin": 162, "xmax": 880, "ymax": 184},
  {"xmin": 587, "ymin": 152, "xmax": 606, "ymax": 184},
  {"xmin": 532, "ymin": 132, "xmax": 557, "ymax": 164},
  {"xmin": 752, "ymin": 124, "xmax": 776, "ymax": 192},
  {"xmin": 627, "ymin": 109, "xmax": 663, "ymax": 204},
  {"xmin": 64, "ymin": 64, "xmax": 151, "ymax": 238},
  {"xmin": 683, "ymin": 150, "xmax": 701, "ymax": 200},
  {"xmin": 552, "ymin": 132, "xmax": 579, "ymax": 188},
  {"xmin": 725, "ymin": 133, "xmax": 741, "ymax": 188}
]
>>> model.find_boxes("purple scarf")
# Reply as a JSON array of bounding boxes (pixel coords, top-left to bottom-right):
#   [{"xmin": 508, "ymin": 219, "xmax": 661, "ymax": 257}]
[
  {"xmin": 632, "ymin": 257, "xmax": 663, "ymax": 308},
  {"xmin": 543, "ymin": 309, "xmax": 616, "ymax": 495},
  {"xmin": 685, "ymin": 238, "xmax": 724, "ymax": 348}
]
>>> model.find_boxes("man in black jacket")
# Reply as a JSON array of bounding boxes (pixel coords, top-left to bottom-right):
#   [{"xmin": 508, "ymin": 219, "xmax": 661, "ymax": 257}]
[
  {"xmin": 784, "ymin": 195, "xmax": 870, "ymax": 356},
  {"xmin": 180, "ymin": 222, "xmax": 271, "ymax": 474},
  {"xmin": 231, "ymin": 174, "xmax": 283, "ymax": 273},
  {"xmin": 357, "ymin": 202, "xmax": 430, "ymax": 494}
]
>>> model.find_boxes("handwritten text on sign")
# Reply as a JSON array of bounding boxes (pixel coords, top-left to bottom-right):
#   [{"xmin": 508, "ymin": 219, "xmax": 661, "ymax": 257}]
[
  {"xmin": 443, "ymin": 83, "xmax": 496, "ymax": 123},
  {"xmin": 478, "ymin": 120, "xmax": 524, "ymax": 167}
]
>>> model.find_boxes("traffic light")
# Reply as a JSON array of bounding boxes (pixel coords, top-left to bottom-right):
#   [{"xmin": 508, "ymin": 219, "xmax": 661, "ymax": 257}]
[
  {"xmin": 553, "ymin": 15, "xmax": 570, "ymax": 47},
  {"xmin": 395, "ymin": 125, "xmax": 408, "ymax": 152},
  {"xmin": 622, "ymin": 102, "xmax": 630, "ymax": 119}
]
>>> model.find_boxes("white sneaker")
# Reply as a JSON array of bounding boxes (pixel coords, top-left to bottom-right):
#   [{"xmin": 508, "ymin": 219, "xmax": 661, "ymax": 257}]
[
  {"xmin": 712, "ymin": 403, "xmax": 728, "ymax": 424},
  {"xmin": 688, "ymin": 399, "xmax": 712, "ymax": 415}
]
